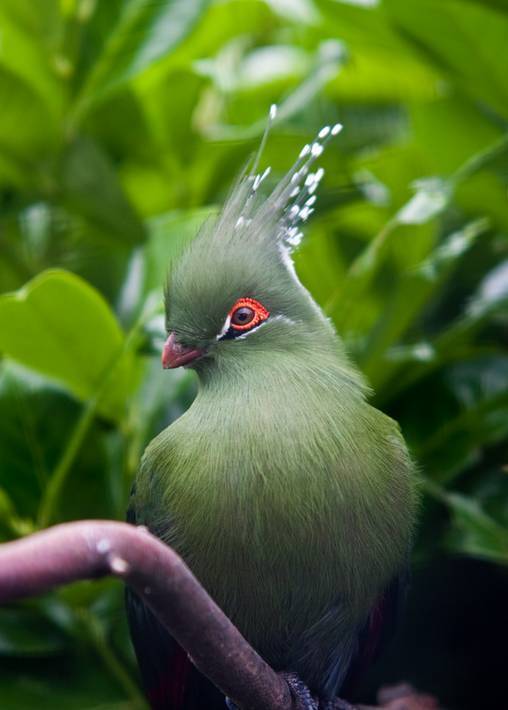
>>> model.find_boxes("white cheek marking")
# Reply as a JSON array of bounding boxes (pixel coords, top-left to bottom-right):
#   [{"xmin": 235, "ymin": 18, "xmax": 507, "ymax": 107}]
[
  {"xmin": 225, "ymin": 314, "xmax": 297, "ymax": 341},
  {"xmin": 216, "ymin": 314, "xmax": 231, "ymax": 340}
]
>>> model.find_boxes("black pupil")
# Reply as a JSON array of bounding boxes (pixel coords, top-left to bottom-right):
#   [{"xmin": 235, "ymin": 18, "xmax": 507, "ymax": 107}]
[{"xmin": 232, "ymin": 307, "xmax": 254, "ymax": 325}]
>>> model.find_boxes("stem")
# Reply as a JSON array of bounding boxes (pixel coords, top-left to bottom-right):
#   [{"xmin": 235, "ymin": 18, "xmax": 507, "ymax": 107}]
[
  {"xmin": 324, "ymin": 218, "xmax": 398, "ymax": 318},
  {"xmin": 452, "ymin": 132, "xmax": 508, "ymax": 185},
  {"xmin": 37, "ymin": 304, "xmax": 159, "ymax": 529},
  {"xmin": 37, "ymin": 397, "xmax": 98, "ymax": 529}
]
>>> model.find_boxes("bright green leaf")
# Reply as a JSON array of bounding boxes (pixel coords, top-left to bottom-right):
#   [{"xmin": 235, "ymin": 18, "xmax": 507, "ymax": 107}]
[
  {"xmin": 76, "ymin": 0, "xmax": 209, "ymax": 114},
  {"xmin": 0, "ymin": 5, "xmax": 62, "ymax": 117},
  {"xmin": 0, "ymin": 270, "xmax": 135, "ymax": 420},
  {"xmin": 384, "ymin": 0, "xmax": 508, "ymax": 118},
  {"xmin": 60, "ymin": 137, "xmax": 146, "ymax": 246}
]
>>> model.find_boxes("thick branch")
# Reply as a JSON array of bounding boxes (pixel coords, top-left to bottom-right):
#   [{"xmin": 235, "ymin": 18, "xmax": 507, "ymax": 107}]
[
  {"xmin": 0, "ymin": 521, "xmax": 438, "ymax": 710},
  {"xmin": 0, "ymin": 521, "xmax": 291, "ymax": 709}
]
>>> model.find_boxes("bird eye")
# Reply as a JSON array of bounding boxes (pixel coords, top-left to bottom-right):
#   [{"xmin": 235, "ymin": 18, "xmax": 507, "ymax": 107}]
[
  {"xmin": 231, "ymin": 306, "xmax": 255, "ymax": 326},
  {"xmin": 223, "ymin": 297, "xmax": 270, "ymax": 336}
]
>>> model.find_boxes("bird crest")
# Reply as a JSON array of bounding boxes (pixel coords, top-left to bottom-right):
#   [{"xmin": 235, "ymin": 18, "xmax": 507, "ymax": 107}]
[{"xmin": 218, "ymin": 105, "xmax": 342, "ymax": 255}]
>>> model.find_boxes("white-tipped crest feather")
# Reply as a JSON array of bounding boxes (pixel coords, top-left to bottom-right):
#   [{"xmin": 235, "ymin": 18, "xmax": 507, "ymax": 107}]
[{"xmin": 232, "ymin": 106, "xmax": 343, "ymax": 254}]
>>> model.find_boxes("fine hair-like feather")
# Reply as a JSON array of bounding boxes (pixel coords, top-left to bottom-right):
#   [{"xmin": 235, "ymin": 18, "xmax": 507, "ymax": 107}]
[{"xmin": 129, "ymin": 108, "xmax": 419, "ymax": 708}]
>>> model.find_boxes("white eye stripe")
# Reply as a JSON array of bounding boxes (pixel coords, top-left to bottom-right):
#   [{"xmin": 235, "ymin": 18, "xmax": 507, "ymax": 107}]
[
  {"xmin": 235, "ymin": 314, "xmax": 296, "ymax": 339},
  {"xmin": 233, "ymin": 322, "xmax": 265, "ymax": 339},
  {"xmin": 216, "ymin": 314, "xmax": 231, "ymax": 340},
  {"xmin": 216, "ymin": 313, "xmax": 296, "ymax": 341}
]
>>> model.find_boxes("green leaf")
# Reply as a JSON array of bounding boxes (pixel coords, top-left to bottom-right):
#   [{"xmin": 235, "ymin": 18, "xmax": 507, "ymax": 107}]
[
  {"xmin": 0, "ymin": 651, "xmax": 130, "ymax": 709},
  {"xmin": 143, "ymin": 208, "xmax": 217, "ymax": 296},
  {"xmin": 364, "ymin": 218, "xmax": 489, "ymax": 385},
  {"xmin": 0, "ymin": 607, "xmax": 66, "ymax": 657},
  {"xmin": 200, "ymin": 40, "xmax": 345, "ymax": 140},
  {"xmin": 328, "ymin": 45, "xmax": 440, "ymax": 102},
  {"xmin": 60, "ymin": 137, "xmax": 146, "ymax": 246},
  {"xmin": 466, "ymin": 259, "xmax": 508, "ymax": 321},
  {"xmin": 76, "ymin": 0, "xmax": 209, "ymax": 114},
  {"xmin": 0, "ymin": 3, "xmax": 62, "ymax": 117},
  {"xmin": 385, "ymin": 0, "xmax": 508, "ymax": 118},
  {"xmin": 0, "ymin": 0, "xmax": 60, "ymax": 40},
  {"xmin": 417, "ymin": 357, "xmax": 508, "ymax": 482},
  {"xmin": 395, "ymin": 178, "xmax": 452, "ymax": 225},
  {"xmin": 0, "ymin": 270, "xmax": 135, "ymax": 420},
  {"xmin": 444, "ymin": 492, "xmax": 508, "ymax": 564},
  {"xmin": 0, "ymin": 68, "xmax": 58, "ymax": 166}
]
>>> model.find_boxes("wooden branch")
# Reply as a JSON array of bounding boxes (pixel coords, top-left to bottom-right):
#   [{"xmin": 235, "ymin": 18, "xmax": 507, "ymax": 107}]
[{"xmin": 0, "ymin": 521, "xmax": 439, "ymax": 710}]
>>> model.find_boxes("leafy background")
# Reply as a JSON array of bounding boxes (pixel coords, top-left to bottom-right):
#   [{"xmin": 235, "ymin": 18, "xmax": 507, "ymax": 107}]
[{"xmin": 0, "ymin": 0, "xmax": 507, "ymax": 708}]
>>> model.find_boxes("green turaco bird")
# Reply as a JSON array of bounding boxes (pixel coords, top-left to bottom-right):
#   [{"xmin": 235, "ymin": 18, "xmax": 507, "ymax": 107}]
[{"xmin": 126, "ymin": 108, "xmax": 418, "ymax": 710}]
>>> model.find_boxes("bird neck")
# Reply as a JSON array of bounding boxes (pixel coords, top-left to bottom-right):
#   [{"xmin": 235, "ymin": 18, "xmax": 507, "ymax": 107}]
[{"xmin": 195, "ymin": 331, "xmax": 368, "ymax": 409}]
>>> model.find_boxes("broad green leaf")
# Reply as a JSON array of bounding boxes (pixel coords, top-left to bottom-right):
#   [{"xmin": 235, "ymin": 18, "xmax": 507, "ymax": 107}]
[
  {"xmin": 409, "ymin": 96, "xmax": 504, "ymax": 177},
  {"xmin": 328, "ymin": 46, "xmax": 440, "ymax": 103},
  {"xmin": 464, "ymin": 0, "xmax": 508, "ymax": 13},
  {"xmin": 384, "ymin": 0, "xmax": 508, "ymax": 118},
  {"xmin": 0, "ymin": 6, "xmax": 62, "ymax": 117},
  {"xmin": 76, "ymin": 0, "xmax": 209, "ymax": 114},
  {"xmin": 0, "ymin": 270, "xmax": 135, "ymax": 420},
  {"xmin": 0, "ymin": 0, "xmax": 60, "ymax": 40},
  {"xmin": 316, "ymin": 0, "xmax": 408, "ymax": 51},
  {"xmin": 116, "ymin": 207, "xmax": 216, "ymax": 323},
  {"xmin": 143, "ymin": 208, "xmax": 217, "ymax": 297},
  {"xmin": 60, "ymin": 137, "xmax": 146, "ymax": 246},
  {"xmin": 0, "ymin": 68, "xmax": 58, "ymax": 165}
]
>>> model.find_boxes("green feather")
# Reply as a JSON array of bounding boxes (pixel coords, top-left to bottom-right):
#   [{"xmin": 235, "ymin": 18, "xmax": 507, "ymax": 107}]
[{"xmin": 132, "ymin": 127, "xmax": 418, "ymax": 695}]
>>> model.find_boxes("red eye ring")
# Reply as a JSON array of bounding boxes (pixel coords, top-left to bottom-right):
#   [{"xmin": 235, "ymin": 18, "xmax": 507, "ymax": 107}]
[{"xmin": 228, "ymin": 297, "xmax": 270, "ymax": 332}]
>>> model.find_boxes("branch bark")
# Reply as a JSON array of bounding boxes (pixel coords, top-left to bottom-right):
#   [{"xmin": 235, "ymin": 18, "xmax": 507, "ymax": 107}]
[{"xmin": 0, "ymin": 521, "xmax": 438, "ymax": 710}]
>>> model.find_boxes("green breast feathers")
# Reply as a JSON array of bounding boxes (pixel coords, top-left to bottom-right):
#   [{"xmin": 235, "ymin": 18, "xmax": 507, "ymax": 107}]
[{"xmin": 130, "ymin": 109, "xmax": 418, "ymax": 693}]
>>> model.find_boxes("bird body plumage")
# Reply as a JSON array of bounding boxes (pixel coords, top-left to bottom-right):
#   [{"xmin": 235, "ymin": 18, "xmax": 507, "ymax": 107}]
[{"xmin": 127, "ymin": 118, "xmax": 418, "ymax": 708}]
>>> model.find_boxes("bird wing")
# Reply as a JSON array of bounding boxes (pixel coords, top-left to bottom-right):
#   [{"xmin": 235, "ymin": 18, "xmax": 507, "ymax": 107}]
[
  {"xmin": 125, "ymin": 491, "xmax": 225, "ymax": 710},
  {"xmin": 342, "ymin": 569, "xmax": 410, "ymax": 696},
  {"xmin": 126, "ymin": 584, "xmax": 192, "ymax": 709}
]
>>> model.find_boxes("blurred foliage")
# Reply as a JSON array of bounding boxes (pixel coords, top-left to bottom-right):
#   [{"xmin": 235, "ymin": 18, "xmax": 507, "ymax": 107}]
[{"xmin": 0, "ymin": 0, "xmax": 507, "ymax": 707}]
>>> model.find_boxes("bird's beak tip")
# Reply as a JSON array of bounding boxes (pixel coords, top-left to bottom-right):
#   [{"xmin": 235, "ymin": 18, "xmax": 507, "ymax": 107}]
[{"xmin": 162, "ymin": 332, "xmax": 205, "ymax": 369}]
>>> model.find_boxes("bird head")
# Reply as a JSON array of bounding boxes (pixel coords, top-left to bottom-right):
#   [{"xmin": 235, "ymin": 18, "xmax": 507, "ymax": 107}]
[{"xmin": 162, "ymin": 110, "xmax": 343, "ymax": 374}]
